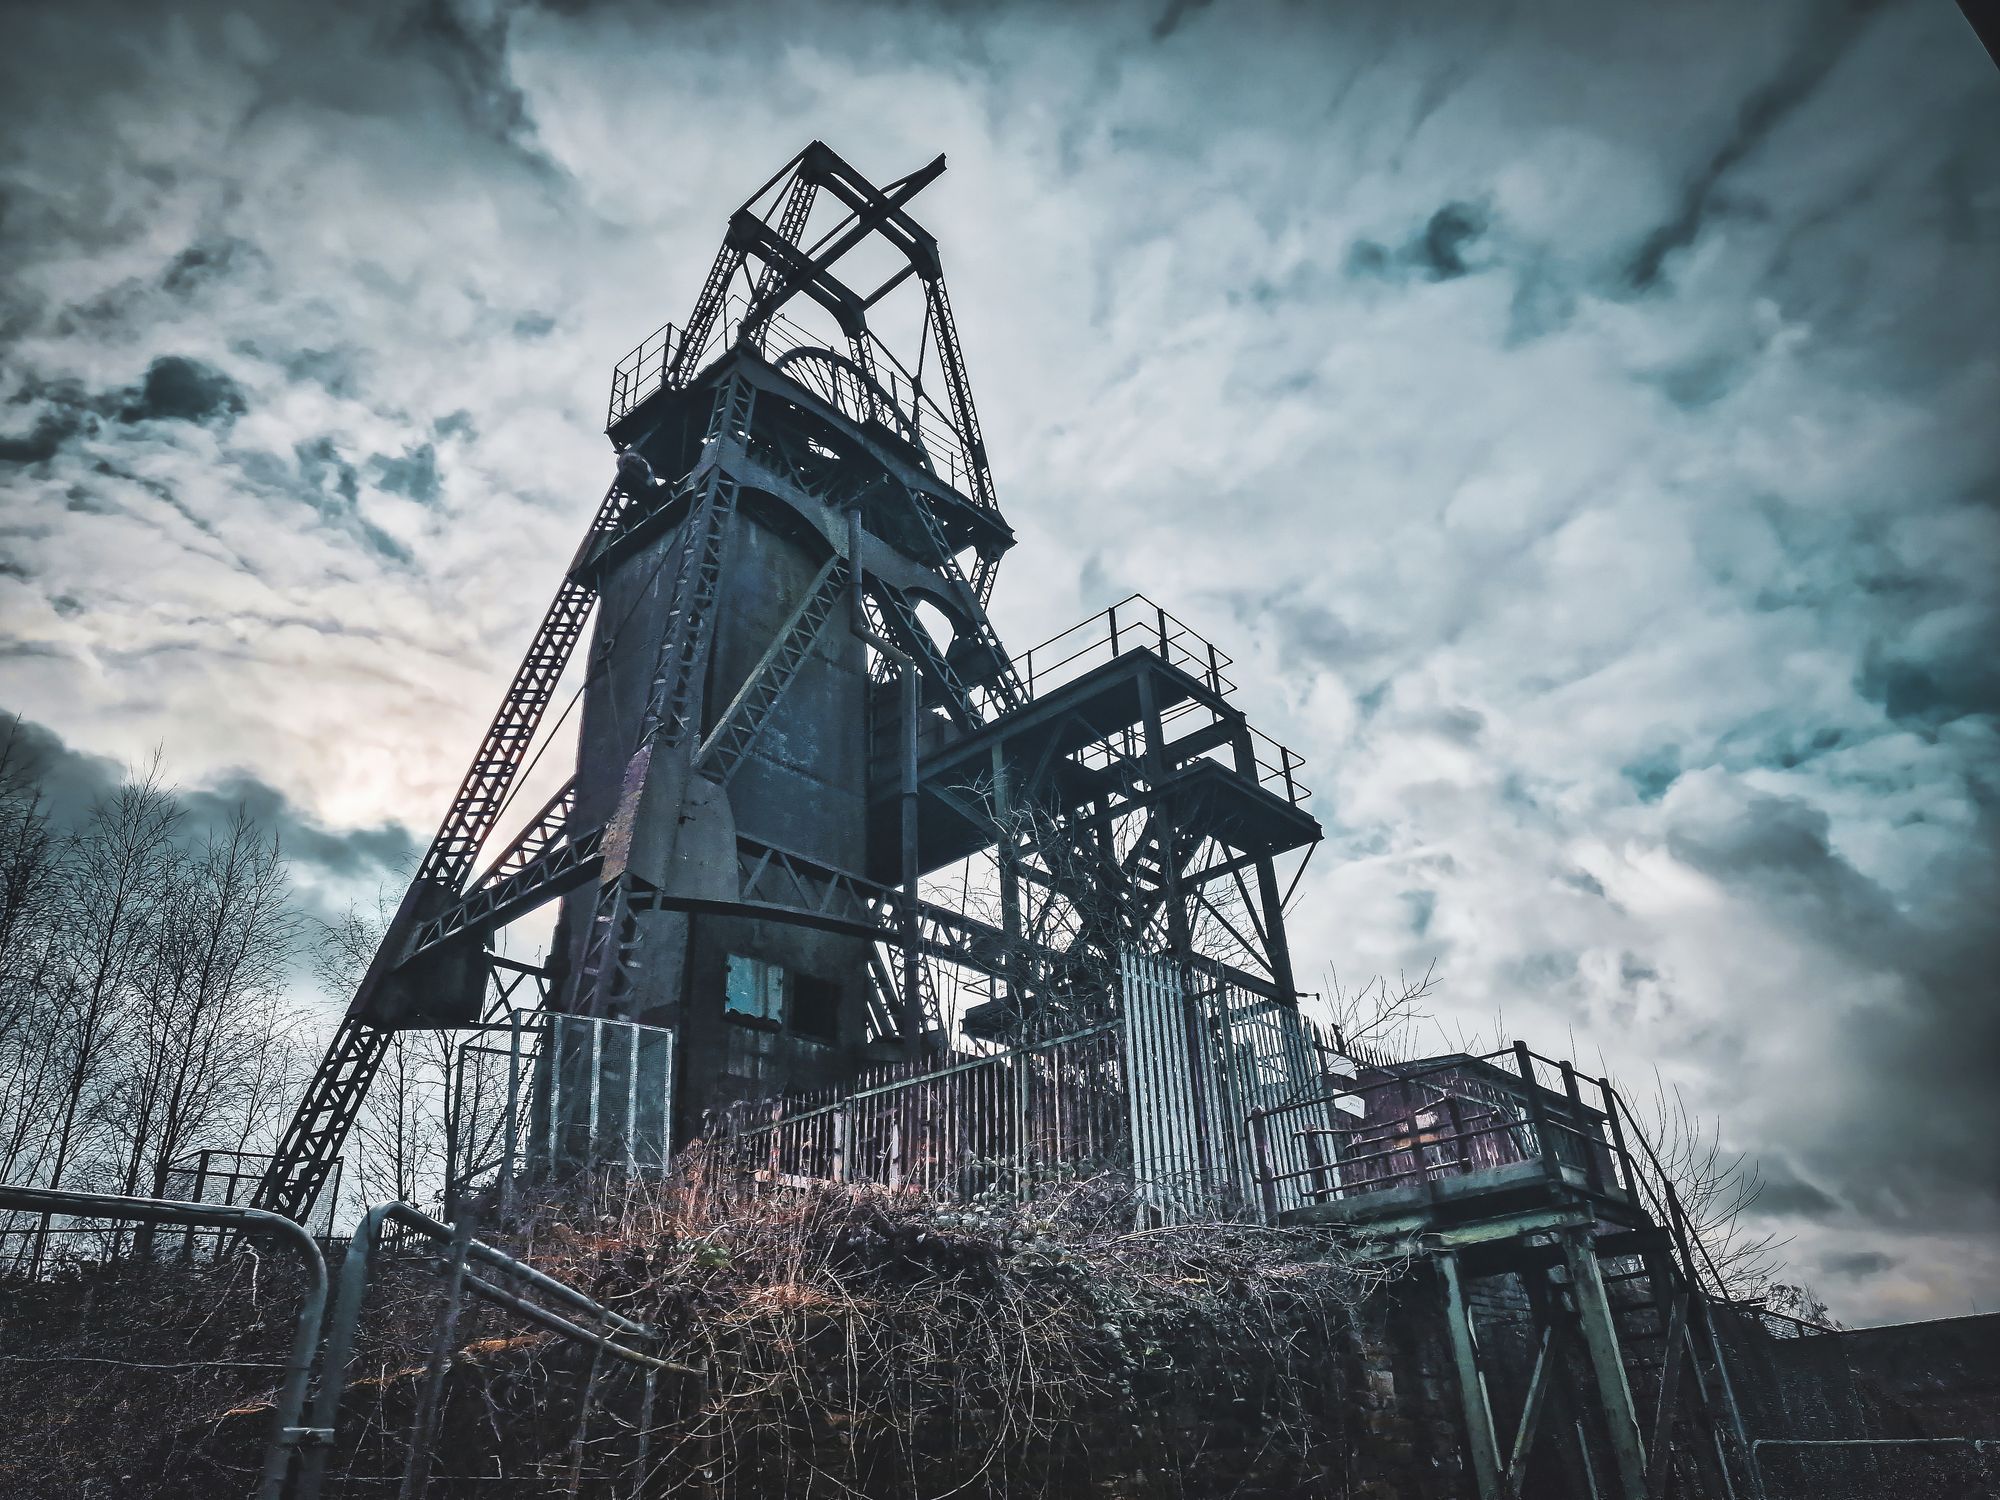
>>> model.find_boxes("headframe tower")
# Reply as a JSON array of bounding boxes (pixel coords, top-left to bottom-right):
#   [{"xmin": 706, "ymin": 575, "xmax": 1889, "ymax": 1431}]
[{"xmin": 254, "ymin": 142, "xmax": 1320, "ymax": 1223}]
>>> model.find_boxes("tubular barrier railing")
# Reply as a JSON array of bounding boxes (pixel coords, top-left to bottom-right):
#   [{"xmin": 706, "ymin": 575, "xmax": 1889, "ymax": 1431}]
[
  {"xmin": 0, "ymin": 1184, "xmax": 329, "ymax": 1500},
  {"xmin": 292, "ymin": 1199, "xmax": 690, "ymax": 1500}
]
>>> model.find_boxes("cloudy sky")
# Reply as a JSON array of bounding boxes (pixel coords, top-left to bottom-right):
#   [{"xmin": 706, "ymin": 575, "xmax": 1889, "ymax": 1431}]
[{"xmin": 3, "ymin": 0, "xmax": 1996, "ymax": 1324}]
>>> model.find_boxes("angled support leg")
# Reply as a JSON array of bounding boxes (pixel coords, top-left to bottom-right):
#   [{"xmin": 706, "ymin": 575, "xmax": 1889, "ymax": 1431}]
[
  {"xmin": 1647, "ymin": 1290, "xmax": 1691, "ymax": 1498},
  {"xmin": 1565, "ymin": 1232, "xmax": 1650, "ymax": 1500},
  {"xmin": 1506, "ymin": 1320, "xmax": 1557, "ymax": 1499},
  {"xmin": 1439, "ymin": 1250, "xmax": 1505, "ymax": 1500}
]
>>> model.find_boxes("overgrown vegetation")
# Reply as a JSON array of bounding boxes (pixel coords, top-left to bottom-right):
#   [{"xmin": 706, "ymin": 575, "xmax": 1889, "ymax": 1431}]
[{"xmin": 0, "ymin": 1164, "xmax": 1401, "ymax": 1498}]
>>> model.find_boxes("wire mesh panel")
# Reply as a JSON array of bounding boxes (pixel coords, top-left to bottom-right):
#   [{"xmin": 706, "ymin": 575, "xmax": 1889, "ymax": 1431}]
[
  {"xmin": 449, "ymin": 1019, "xmax": 541, "ymax": 1208},
  {"xmin": 522, "ymin": 1016, "xmax": 676, "ymax": 1179}
]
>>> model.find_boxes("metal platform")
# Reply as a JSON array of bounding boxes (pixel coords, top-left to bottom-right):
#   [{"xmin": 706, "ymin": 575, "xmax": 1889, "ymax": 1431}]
[{"xmin": 867, "ymin": 641, "xmax": 1318, "ymax": 881}]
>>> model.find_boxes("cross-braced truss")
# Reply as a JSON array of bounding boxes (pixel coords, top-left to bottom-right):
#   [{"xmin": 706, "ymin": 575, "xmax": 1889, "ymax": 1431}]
[{"xmin": 252, "ymin": 141, "xmax": 1320, "ymax": 1225}]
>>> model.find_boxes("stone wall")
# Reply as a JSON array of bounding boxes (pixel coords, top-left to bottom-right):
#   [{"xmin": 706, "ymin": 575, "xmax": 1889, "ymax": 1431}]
[{"xmin": 1347, "ymin": 1264, "xmax": 1472, "ymax": 1500}]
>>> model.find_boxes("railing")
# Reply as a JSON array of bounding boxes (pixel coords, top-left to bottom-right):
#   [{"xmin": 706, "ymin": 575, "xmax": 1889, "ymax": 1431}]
[
  {"xmin": 293, "ymin": 1199, "xmax": 685, "ymax": 1500},
  {"xmin": 606, "ymin": 301, "xmax": 988, "ymax": 507},
  {"xmin": 754, "ymin": 308, "xmax": 980, "ymax": 498},
  {"xmin": 0, "ymin": 1185, "xmax": 329, "ymax": 1500},
  {"xmin": 0, "ymin": 1150, "xmax": 346, "ymax": 1271},
  {"xmin": 714, "ymin": 1020, "xmax": 1124, "ymax": 1200},
  {"xmin": 1017, "ymin": 592, "xmax": 1237, "ymax": 701},
  {"xmin": 1247, "ymin": 725, "xmax": 1310, "ymax": 808},
  {"xmin": 1248, "ymin": 1043, "xmax": 1636, "ymax": 1222},
  {"xmin": 607, "ymin": 318, "xmax": 683, "ymax": 427},
  {"xmin": 1733, "ymin": 1304, "xmax": 1840, "ymax": 1339},
  {"xmin": 1005, "ymin": 594, "xmax": 1313, "ymax": 810},
  {"xmin": 1606, "ymin": 1085, "xmax": 1744, "ymax": 1309}
]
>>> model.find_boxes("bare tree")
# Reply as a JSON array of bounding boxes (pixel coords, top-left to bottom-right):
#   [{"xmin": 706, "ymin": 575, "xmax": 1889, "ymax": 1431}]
[
  {"xmin": 1619, "ymin": 1075, "xmax": 1782, "ymax": 1302},
  {"xmin": 1316, "ymin": 962, "xmax": 1439, "ymax": 1066},
  {"xmin": 36, "ymin": 758, "xmax": 181, "ymax": 1198},
  {"xmin": 0, "ymin": 736, "xmax": 317, "ymax": 1267},
  {"xmin": 107, "ymin": 809, "xmax": 297, "ymax": 1215},
  {"xmin": 0, "ymin": 720, "xmax": 65, "ymax": 1187}
]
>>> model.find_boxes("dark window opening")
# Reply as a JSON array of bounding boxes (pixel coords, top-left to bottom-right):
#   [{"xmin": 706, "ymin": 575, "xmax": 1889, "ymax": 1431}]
[{"xmin": 790, "ymin": 974, "xmax": 841, "ymax": 1043}]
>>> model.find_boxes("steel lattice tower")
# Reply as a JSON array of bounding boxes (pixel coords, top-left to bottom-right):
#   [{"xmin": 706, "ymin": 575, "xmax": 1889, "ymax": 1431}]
[{"xmin": 253, "ymin": 142, "xmax": 1320, "ymax": 1224}]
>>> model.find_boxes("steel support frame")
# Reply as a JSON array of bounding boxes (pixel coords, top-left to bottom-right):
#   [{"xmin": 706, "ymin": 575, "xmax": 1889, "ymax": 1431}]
[
  {"xmin": 1426, "ymin": 1220, "xmax": 1694, "ymax": 1500},
  {"xmin": 1565, "ymin": 1230, "xmax": 1651, "ymax": 1500}
]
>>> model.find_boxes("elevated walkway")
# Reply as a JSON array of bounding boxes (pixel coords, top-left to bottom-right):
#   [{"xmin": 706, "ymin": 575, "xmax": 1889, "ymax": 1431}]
[
  {"xmin": 1253, "ymin": 1045, "xmax": 1762, "ymax": 1500},
  {"xmin": 864, "ymin": 598, "xmax": 1319, "ymax": 883}
]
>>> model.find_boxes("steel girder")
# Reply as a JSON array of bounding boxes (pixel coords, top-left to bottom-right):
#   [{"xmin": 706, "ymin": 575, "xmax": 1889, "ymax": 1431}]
[{"xmin": 251, "ymin": 479, "xmax": 629, "ymax": 1223}]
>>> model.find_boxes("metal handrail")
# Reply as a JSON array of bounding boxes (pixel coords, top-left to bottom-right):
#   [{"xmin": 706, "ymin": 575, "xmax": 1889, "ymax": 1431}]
[
  {"xmin": 291, "ymin": 1199, "xmax": 691, "ymax": 1500},
  {"xmin": 1606, "ymin": 1086, "xmax": 1734, "ymax": 1301},
  {"xmin": 0, "ymin": 1184, "xmax": 328, "ymax": 1500},
  {"xmin": 1016, "ymin": 593, "xmax": 1237, "ymax": 699},
  {"xmin": 1249, "ymin": 1045, "xmax": 1627, "ymax": 1203}
]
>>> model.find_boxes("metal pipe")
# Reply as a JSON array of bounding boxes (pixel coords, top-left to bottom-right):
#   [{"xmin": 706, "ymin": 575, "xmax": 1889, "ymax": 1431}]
[
  {"xmin": 1751, "ymin": 1438, "xmax": 1989, "ymax": 1449},
  {"xmin": 295, "ymin": 1200, "xmax": 666, "ymax": 1500},
  {"xmin": 0, "ymin": 1184, "xmax": 329, "ymax": 1500},
  {"xmin": 458, "ymin": 1272, "xmax": 692, "ymax": 1372},
  {"xmin": 399, "ymin": 1213, "xmax": 474, "ymax": 1500}
]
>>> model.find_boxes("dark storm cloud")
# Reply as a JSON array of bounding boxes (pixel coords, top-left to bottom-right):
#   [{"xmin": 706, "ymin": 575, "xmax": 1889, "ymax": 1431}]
[
  {"xmin": 161, "ymin": 236, "xmax": 267, "ymax": 298},
  {"xmin": 119, "ymin": 356, "xmax": 248, "ymax": 425},
  {"xmin": 180, "ymin": 772, "xmax": 421, "ymax": 879},
  {"xmin": 395, "ymin": 0, "xmax": 546, "ymax": 160},
  {"xmin": 1625, "ymin": 0, "xmax": 1890, "ymax": 289},
  {"xmin": 0, "ymin": 356, "xmax": 246, "ymax": 466},
  {"xmin": 0, "ymin": 377, "xmax": 111, "ymax": 465},
  {"xmin": 1667, "ymin": 787, "xmax": 2000, "ymax": 1218},
  {"xmin": 1347, "ymin": 200, "xmax": 1495, "ymax": 284},
  {"xmin": 1621, "ymin": 749, "xmax": 1681, "ymax": 804},
  {"xmin": 1756, "ymin": 1159, "xmax": 1844, "ymax": 1222},
  {"xmin": 0, "ymin": 712, "xmax": 126, "ymax": 835},
  {"xmin": 0, "ymin": 411, "xmax": 87, "ymax": 466},
  {"xmin": 2, "ymin": 710, "xmax": 419, "ymax": 884},
  {"xmin": 1822, "ymin": 1249, "xmax": 1896, "ymax": 1279},
  {"xmin": 370, "ymin": 442, "xmax": 444, "ymax": 504}
]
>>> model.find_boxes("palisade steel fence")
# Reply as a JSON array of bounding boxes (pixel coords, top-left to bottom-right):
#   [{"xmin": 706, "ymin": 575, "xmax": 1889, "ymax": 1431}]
[
  {"xmin": 717, "ymin": 1018, "xmax": 1126, "ymax": 1199},
  {"xmin": 714, "ymin": 950, "xmax": 1334, "ymax": 1219}
]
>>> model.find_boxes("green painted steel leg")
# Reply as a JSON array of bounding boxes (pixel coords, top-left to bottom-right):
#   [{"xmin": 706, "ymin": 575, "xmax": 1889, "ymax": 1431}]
[
  {"xmin": 1439, "ymin": 1250, "xmax": 1505, "ymax": 1500},
  {"xmin": 1507, "ymin": 1322, "xmax": 1557, "ymax": 1499},
  {"xmin": 1565, "ymin": 1233, "xmax": 1649, "ymax": 1500},
  {"xmin": 1647, "ymin": 1291, "xmax": 1690, "ymax": 1499}
]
